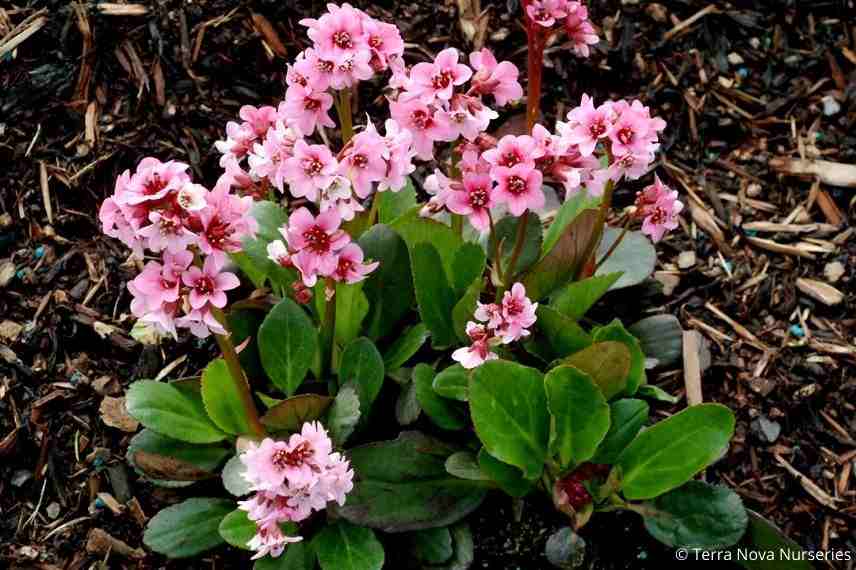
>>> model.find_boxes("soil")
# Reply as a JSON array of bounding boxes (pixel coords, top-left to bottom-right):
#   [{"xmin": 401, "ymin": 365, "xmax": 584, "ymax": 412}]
[{"xmin": 1, "ymin": 0, "xmax": 855, "ymax": 569}]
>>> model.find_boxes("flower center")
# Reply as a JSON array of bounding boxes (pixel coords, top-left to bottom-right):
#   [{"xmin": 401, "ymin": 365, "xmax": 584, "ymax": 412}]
[
  {"xmin": 195, "ymin": 275, "xmax": 214, "ymax": 296},
  {"xmin": 589, "ymin": 120, "xmax": 606, "ymax": 138},
  {"xmin": 431, "ymin": 70, "xmax": 454, "ymax": 90},
  {"xmin": 337, "ymin": 256, "xmax": 354, "ymax": 277},
  {"xmin": 338, "ymin": 58, "xmax": 354, "ymax": 73},
  {"xmin": 351, "ymin": 154, "xmax": 368, "ymax": 169},
  {"xmin": 332, "ymin": 30, "xmax": 353, "ymax": 50},
  {"xmin": 505, "ymin": 298, "xmax": 522, "ymax": 316},
  {"xmin": 318, "ymin": 60, "xmax": 335, "ymax": 73},
  {"xmin": 304, "ymin": 157, "xmax": 325, "ymax": 177},
  {"xmin": 303, "ymin": 225, "xmax": 331, "ymax": 253},
  {"xmin": 272, "ymin": 442, "xmax": 313, "ymax": 469},
  {"xmin": 410, "ymin": 109, "xmax": 432, "ymax": 130},
  {"xmin": 158, "ymin": 216, "xmax": 181, "ymax": 235},
  {"xmin": 501, "ymin": 152, "xmax": 521, "ymax": 167},
  {"xmin": 617, "ymin": 126, "xmax": 634, "ymax": 145},
  {"xmin": 368, "ymin": 35, "xmax": 382, "ymax": 49},
  {"xmin": 507, "ymin": 175, "xmax": 527, "ymax": 195},
  {"xmin": 143, "ymin": 174, "xmax": 168, "ymax": 196},
  {"xmin": 205, "ymin": 217, "xmax": 231, "ymax": 248},
  {"xmin": 469, "ymin": 186, "xmax": 489, "ymax": 208},
  {"xmin": 304, "ymin": 97, "xmax": 320, "ymax": 111}
]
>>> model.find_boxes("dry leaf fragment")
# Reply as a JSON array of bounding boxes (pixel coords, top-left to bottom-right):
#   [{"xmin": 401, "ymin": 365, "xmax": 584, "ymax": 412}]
[
  {"xmin": 99, "ymin": 396, "xmax": 139, "ymax": 432},
  {"xmin": 796, "ymin": 278, "xmax": 844, "ymax": 306}
]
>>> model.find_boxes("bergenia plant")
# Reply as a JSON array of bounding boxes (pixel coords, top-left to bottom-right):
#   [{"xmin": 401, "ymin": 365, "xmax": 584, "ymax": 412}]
[{"xmin": 104, "ymin": 2, "xmax": 749, "ymax": 568}]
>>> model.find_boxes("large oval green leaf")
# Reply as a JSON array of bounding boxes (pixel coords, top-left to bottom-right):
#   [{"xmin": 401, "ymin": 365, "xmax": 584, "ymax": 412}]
[
  {"xmin": 389, "ymin": 207, "xmax": 463, "ymax": 280},
  {"xmin": 477, "ymin": 449, "xmax": 534, "ymax": 498},
  {"xmin": 258, "ymin": 298, "xmax": 318, "ymax": 396},
  {"xmin": 260, "ymin": 394, "xmax": 333, "ymax": 432},
  {"xmin": 383, "ymin": 323, "xmax": 430, "ymax": 370},
  {"xmin": 535, "ymin": 306, "xmax": 592, "ymax": 358},
  {"xmin": 313, "ymin": 521, "xmax": 384, "ymax": 570},
  {"xmin": 359, "ymin": 224, "xmax": 414, "ymax": 340},
  {"xmin": 563, "ymin": 341, "xmax": 631, "ymax": 400},
  {"xmin": 640, "ymin": 481, "xmax": 748, "ymax": 549},
  {"xmin": 591, "ymin": 399, "xmax": 649, "ymax": 464},
  {"xmin": 592, "ymin": 320, "xmax": 646, "ymax": 396},
  {"xmin": 550, "ymin": 272, "xmax": 622, "ymax": 320},
  {"xmin": 469, "ymin": 360, "xmax": 548, "ymax": 479},
  {"xmin": 201, "ymin": 359, "xmax": 254, "ymax": 435},
  {"xmin": 595, "ymin": 228, "xmax": 657, "ymax": 290},
  {"xmin": 336, "ymin": 432, "xmax": 487, "ymax": 532},
  {"xmin": 414, "ymin": 364, "xmax": 467, "ymax": 430},
  {"xmin": 544, "ymin": 365, "xmax": 610, "ymax": 468},
  {"xmin": 339, "ymin": 337, "xmax": 385, "ymax": 420},
  {"xmin": 126, "ymin": 380, "xmax": 226, "ymax": 444},
  {"xmin": 126, "ymin": 429, "xmax": 229, "ymax": 486},
  {"xmin": 143, "ymin": 497, "xmax": 233, "ymax": 558},
  {"xmin": 616, "ymin": 403, "xmax": 736, "ymax": 500},
  {"xmin": 411, "ymin": 242, "xmax": 458, "ymax": 348},
  {"xmin": 218, "ymin": 508, "xmax": 256, "ymax": 550},
  {"xmin": 432, "ymin": 364, "xmax": 469, "ymax": 402}
]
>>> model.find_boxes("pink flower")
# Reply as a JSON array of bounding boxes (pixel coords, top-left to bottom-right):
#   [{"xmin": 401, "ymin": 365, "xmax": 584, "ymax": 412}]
[
  {"xmin": 247, "ymin": 523, "xmax": 303, "ymax": 560},
  {"xmin": 497, "ymin": 283, "xmax": 538, "ymax": 343},
  {"xmin": 407, "ymin": 47, "xmax": 472, "ymax": 103},
  {"xmin": 561, "ymin": 94, "xmax": 614, "ymax": 156},
  {"xmin": 100, "ymin": 192, "xmax": 146, "ymax": 257},
  {"xmin": 452, "ymin": 322, "xmax": 498, "ymax": 369},
  {"xmin": 494, "ymin": 164, "xmax": 545, "ymax": 216},
  {"xmin": 607, "ymin": 150, "xmax": 654, "ymax": 183},
  {"xmin": 117, "ymin": 157, "xmax": 191, "ymax": 207},
  {"xmin": 446, "ymin": 173, "xmax": 495, "ymax": 232},
  {"xmin": 292, "ymin": 48, "xmax": 337, "ymax": 91},
  {"xmin": 448, "ymin": 95, "xmax": 498, "ymax": 142},
  {"xmin": 527, "ymin": 0, "xmax": 570, "ymax": 27},
  {"xmin": 196, "ymin": 185, "xmax": 258, "ymax": 259},
  {"xmin": 481, "ymin": 134, "xmax": 540, "ymax": 173},
  {"xmin": 362, "ymin": 18, "xmax": 404, "ymax": 70},
  {"xmin": 636, "ymin": 175, "xmax": 683, "ymax": 242},
  {"xmin": 137, "ymin": 211, "xmax": 197, "ymax": 253},
  {"xmin": 563, "ymin": 5, "xmax": 599, "ymax": 58},
  {"xmin": 375, "ymin": 119, "xmax": 416, "ymax": 192},
  {"xmin": 284, "ymin": 208, "xmax": 350, "ymax": 286},
  {"xmin": 474, "ymin": 301, "xmax": 503, "ymax": 329},
  {"xmin": 339, "ymin": 129, "xmax": 387, "ymax": 198},
  {"xmin": 319, "ymin": 176, "xmax": 365, "ymax": 221},
  {"xmin": 300, "ymin": 3, "xmax": 367, "ymax": 61},
  {"xmin": 215, "ymin": 121, "xmax": 256, "ymax": 163},
  {"xmin": 176, "ymin": 307, "xmax": 227, "ymax": 338},
  {"xmin": 181, "ymin": 255, "xmax": 240, "ymax": 310},
  {"xmin": 329, "ymin": 51, "xmax": 375, "ymax": 90},
  {"xmin": 607, "ymin": 100, "xmax": 666, "ymax": 156},
  {"xmin": 421, "ymin": 169, "xmax": 455, "ymax": 215},
  {"xmin": 282, "ymin": 85, "xmax": 335, "ymax": 135},
  {"xmin": 389, "ymin": 98, "xmax": 457, "ymax": 160},
  {"xmin": 239, "ymin": 105, "xmax": 280, "ymax": 138},
  {"xmin": 330, "ymin": 243, "xmax": 379, "ymax": 284},
  {"xmin": 283, "ymin": 140, "xmax": 338, "ymax": 201},
  {"xmin": 248, "ymin": 121, "xmax": 300, "ymax": 191},
  {"xmin": 469, "ymin": 49, "xmax": 524, "ymax": 107}
]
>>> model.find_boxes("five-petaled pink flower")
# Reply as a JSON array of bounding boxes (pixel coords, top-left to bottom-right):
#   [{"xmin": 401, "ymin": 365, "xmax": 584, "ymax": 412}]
[
  {"xmin": 282, "ymin": 85, "xmax": 335, "ymax": 135},
  {"xmin": 389, "ymin": 97, "xmax": 456, "ymax": 160},
  {"xmin": 284, "ymin": 207, "xmax": 350, "ymax": 286},
  {"xmin": 283, "ymin": 140, "xmax": 338, "ymax": 201},
  {"xmin": 181, "ymin": 255, "xmax": 240, "ymax": 310},
  {"xmin": 330, "ymin": 243, "xmax": 379, "ymax": 284},
  {"xmin": 494, "ymin": 164, "xmax": 545, "ymax": 216},
  {"xmin": 407, "ymin": 47, "xmax": 473, "ymax": 103},
  {"xmin": 452, "ymin": 322, "xmax": 499, "ymax": 370},
  {"xmin": 446, "ymin": 173, "xmax": 495, "ymax": 232},
  {"xmin": 497, "ymin": 282, "xmax": 538, "ymax": 343},
  {"xmin": 468, "ymin": 48, "xmax": 524, "ymax": 107},
  {"xmin": 635, "ymin": 175, "xmax": 683, "ymax": 242}
]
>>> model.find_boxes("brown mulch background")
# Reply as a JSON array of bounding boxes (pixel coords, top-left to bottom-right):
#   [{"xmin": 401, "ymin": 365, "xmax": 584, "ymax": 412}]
[{"xmin": 1, "ymin": 0, "xmax": 855, "ymax": 568}]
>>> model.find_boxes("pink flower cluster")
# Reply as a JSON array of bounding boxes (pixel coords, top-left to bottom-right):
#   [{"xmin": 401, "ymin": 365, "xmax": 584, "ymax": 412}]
[
  {"xmin": 267, "ymin": 207, "xmax": 378, "ymax": 288},
  {"xmin": 634, "ymin": 175, "xmax": 683, "ymax": 242},
  {"xmin": 525, "ymin": 0, "xmax": 599, "ymax": 57},
  {"xmin": 389, "ymin": 47, "xmax": 523, "ymax": 160},
  {"xmin": 239, "ymin": 422, "xmax": 354, "ymax": 560},
  {"xmin": 421, "ymin": 94, "xmax": 669, "ymax": 238},
  {"xmin": 100, "ymin": 157, "xmax": 256, "ymax": 338},
  {"xmin": 452, "ymin": 283, "xmax": 538, "ymax": 369}
]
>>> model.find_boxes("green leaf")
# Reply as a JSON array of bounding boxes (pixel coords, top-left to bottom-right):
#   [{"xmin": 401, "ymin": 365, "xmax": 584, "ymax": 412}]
[
  {"xmin": 231, "ymin": 201, "xmax": 290, "ymax": 287},
  {"xmin": 336, "ymin": 431, "xmax": 487, "ymax": 532},
  {"xmin": 258, "ymin": 298, "xmax": 318, "ymax": 396},
  {"xmin": 489, "ymin": 212, "xmax": 543, "ymax": 278},
  {"xmin": 445, "ymin": 451, "xmax": 489, "ymax": 481},
  {"xmin": 732, "ymin": 511, "xmax": 813, "ymax": 570},
  {"xmin": 433, "ymin": 523, "xmax": 474, "ymax": 570},
  {"xmin": 378, "ymin": 178, "xmax": 418, "ymax": 224},
  {"xmin": 409, "ymin": 527, "xmax": 453, "ymax": 564},
  {"xmin": 629, "ymin": 315, "xmax": 683, "ymax": 368},
  {"xmin": 254, "ymin": 542, "xmax": 315, "ymax": 570},
  {"xmin": 432, "ymin": 364, "xmax": 469, "ymax": 402},
  {"xmin": 469, "ymin": 360, "xmax": 549, "ymax": 479},
  {"xmin": 477, "ymin": 448, "xmax": 534, "ymax": 497},
  {"xmin": 637, "ymin": 384, "xmax": 679, "ymax": 403},
  {"xmin": 126, "ymin": 429, "xmax": 228, "ymax": 486},
  {"xmin": 359, "ymin": 225, "xmax": 414, "ymax": 340},
  {"xmin": 335, "ymin": 282, "xmax": 369, "ymax": 346},
  {"xmin": 451, "ymin": 242, "xmax": 486, "ymax": 295},
  {"xmin": 595, "ymin": 228, "xmax": 657, "ymax": 290},
  {"xmin": 143, "ymin": 497, "xmax": 233, "ymax": 558},
  {"xmin": 221, "ymin": 455, "xmax": 252, "ymax": 497},
  {"xmin": 592, "ymin": 319, "xmax": 646, "ymax": 396},
  {"xmin": 411, "ymin": 242, "xmax": 458, "ymax": 348},
  {"xmin": 563, "ymin": 342, "xmax": 632, "ymax": 400},
  {"xmin": 542, "ymin": 191, "xmax": 601, "ymax": 256},
  {"xmin": 314, "ymin": 521, "xmax": 385, "ymax": 570},
  {"xmin": 126, "ymin": 380, "xmax": 226, "ymax": 444},
  {"xmin": 641, "ymin": 481, "xmax": 748, "ymax": 549},
  {"xmin": 383, "ymin": 323, "xmax": 430, "ymax": 370},
  {"xmin": 260, "ymin": 394, "xmax": 333, "ymax": 432},
  {"xmin": 218, "ymin": 509, "xmax": 256, "ymax": 550},
  {"xmin": 389, "ymin": 207, "xmax": 463, "ymax": 281},
  {"xmin": 591, "ymin": 399, "xmax": 649, "ymax": 464},
  {"xmin": 550, "ymin": 273, "xmax": 622, "ymax": 320},
  {"xmin": 535, "ymin": 306, "xmax": 592, "ymax": 358},
  {"xmin": 395, "ymin": 378, "xmax": 421, "ymax": 426},
  {"xmin": 414, "ymin": 364, "xmax": 467, "ymax": 430},
  {"xmin": 544, "ymin": 365, "xmax": 610, "ymax": 468},
  {"xmin": 339, "ymin": 338, "xmax": 385, "ymax": 421},
  {"xmin": 616, "ymin": 403, "xmax": 736, "ymax": 500},
  {"xmin": 201, "ymin": 359, "xmax": 253, "ymax": 435},
  {"xmin": 452, "ymin": 279, "xmax": 482, "ymax": 344},
  {"xmin": 328, "ymin": 383, "xmax": 360, "ymax": 446}
]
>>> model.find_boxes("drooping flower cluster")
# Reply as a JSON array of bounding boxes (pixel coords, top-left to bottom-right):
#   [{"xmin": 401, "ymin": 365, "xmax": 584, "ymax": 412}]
[
  {"xmin": 239, "ymin": 422, "xmax": 354, "ymax": 560},
  {"xmin": 633, "ymin": 175, "xmax": 683, "ymax": 242},
  {"xmin": 452, "ymin": 283, "xmax": 538, "ymax": 369},
  {"xmin": 421, "ymin": 93, "xmax": 671, "ymax": 239},
  {"xmin": 100, "ymin": 157, "xmax": 257, "ymax": 338},
  {"xmin": 388, "ymin": 47, "xmax": 523, "ymax": 160},
  {"xmin": 525, "ymin": 0, "xmax": 599, "ymax": 57}
]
